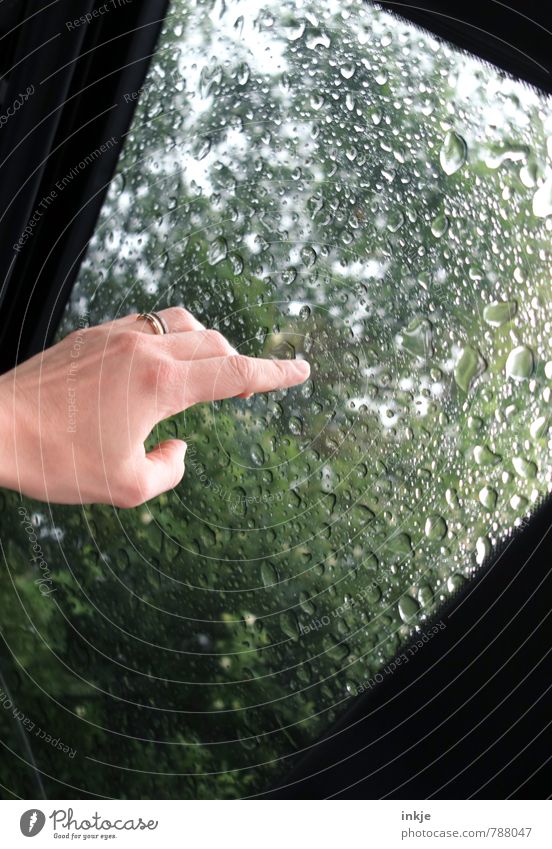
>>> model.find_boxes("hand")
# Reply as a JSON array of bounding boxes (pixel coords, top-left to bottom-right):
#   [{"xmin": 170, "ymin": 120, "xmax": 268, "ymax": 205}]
[{"xmin": 0, "ymin": 308, "xmax": 310, "ymax": 507}]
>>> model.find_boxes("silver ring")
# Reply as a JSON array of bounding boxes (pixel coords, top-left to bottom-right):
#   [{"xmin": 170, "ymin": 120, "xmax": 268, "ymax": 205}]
[{"xmin": 136, "ymin": 312, "xmax": 169, "ymax": 335}]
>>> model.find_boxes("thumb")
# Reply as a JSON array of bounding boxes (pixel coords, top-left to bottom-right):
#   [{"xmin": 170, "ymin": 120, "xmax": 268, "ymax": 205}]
[{"xmin": 141, "ymin": 439, "xmax": 187, "ymax": 500}]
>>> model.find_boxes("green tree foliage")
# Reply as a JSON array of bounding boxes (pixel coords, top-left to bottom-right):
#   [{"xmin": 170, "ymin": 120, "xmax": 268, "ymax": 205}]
[{"xmin": 0, "ymin": 0, "xmax": 551, "ymax": 798}]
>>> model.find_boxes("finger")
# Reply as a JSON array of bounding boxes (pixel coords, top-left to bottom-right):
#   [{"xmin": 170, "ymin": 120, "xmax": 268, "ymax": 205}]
[
  {"xmin": 151, "ymin": 307, "xmax": 206, "ymax": 333},
  {"xmin": 169, "ymin": 355, "xmax": 310, "ymax": 412},
  {"xmin": 161, "ymin": 328, "xmax": 238, "ymax": 361},
  {"xmin": 132, "ymin": 439, "xmax": 187, "ymax": 505},
  {"xmin": 111, "ymin": 307, "xmax": 205, "ymax": 334}
]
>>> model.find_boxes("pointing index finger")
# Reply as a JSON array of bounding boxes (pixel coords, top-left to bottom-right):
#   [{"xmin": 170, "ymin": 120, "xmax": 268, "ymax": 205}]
[{"xmin": 173, "ymin": 355, "xmax": 310, "ymax": 410}]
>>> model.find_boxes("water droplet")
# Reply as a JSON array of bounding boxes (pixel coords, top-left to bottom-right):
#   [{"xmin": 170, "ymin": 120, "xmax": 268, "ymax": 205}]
[
  {"xmin": 229, "ymin": 253, "xmax": 244, "ymax": 275},
  {"xmin": 454, "ymin": 345, "xmax": 485, "ymax": 393},
  {"xmin": 289, "ymin": 416, "xmax": 303, "ymax": 435},
  {"xmin": 232, "ymin": 486, "xmax": 247, "ymax": 517},
  {"xmin": 256, "ymin": 10, "xmax": 275, "ymax": 30},
  {"xmin": 439, "ymin": 130, "xmax": 468, "ymax": 175},
  {"xmin": 447, "ymin": 573, "xmax": 466, "ymax": 593},
  {"xmin": 387, "ymin": 532, "xmax": 412, "ymax": 555},
  {"xmin": 282, "ymin": 267, "xmax": 297, "ymax": 285},
  {"xmin": 194, "ymin": 137, "xmax": 211, "ymax": 161},
  {"xmin": 483, "ymin": 300, "xmax": 517, "ymax": 327},
  {"xmin": 386, "ymin": 210, "xmax": 404, "ymax": 232},
  {"xmin": 475, "ymin": 536, "xmax": 491, "ymax": 566},
  {"xmin": 299, "ymin": 305, "xmax": 311, "ymax": 320},
  {"xmin": 310, "ymin": 93, "xmax": 325, "ymax": 111},
  {"xmin": 325, "ymin": 638, "xmax": 349, "ymax": 663},
  {"xmin": 530, "ymin": 416, "xmax": 548, "ymax": 439},
  {"xmin": 261, "ymin": 562, "xmax": 278, "ymax": 587},
  {"xmin": 111, "ymin": 173, "xmax": 125, "ymax": 196},
  {"xmin": 484, "ymin": 145, "xmax": 528, "ymax": 169},
  {"xmin": 532, "ymin": 175, "xmax": 552, "ymax": 218},
  {"xmin": 474, "ymin": 445, "xmax": 501, "ymax": 466},
  {"xmin": 280, "ymin": 71, "xmax": 291, "ymax": 91},
  {"xmin": 425, "ymin": 514, "xmax": 447, "ymax": 540},
  {"xmin": 520, "ymin": 162, "xmax": 538, "ymax": 188},
  {"xmin": 398, "ymin": 595, "xmax": 419, "ymax": 623},
  {"xmin": 446, "ymin": 488, "xmax": 459, "ymax": 509},
  {"xmin": 511, "ymin": 494, "xmax": 528, "ymax": 511},
  {"xmin": 396, "ymin": 317, "xmax": 433, "ymax": 360},
  {"xmin": 306, "ymin": 31, "xmax": 331, "ymax": 50},
  {"xmin": 340, "ymin": 64, "xmax": 355, "ymax": 80},
  {"xmin": 268, "ymin": 399, "xmax": 283, "ymax": 419},
  {"xmin": 279, "ymin": 341, "xmax": 296, "ymax": 360},
  {"xmin": 300, "ymin": 246, "xmax": 317, "ymax": 268},
  {"xmin": 512, "ymin": 456, "xmax": 537, "ymax": 479},
  {"xmin": 431, "ymin": 212, "xmax": 449, "ymax": 238},
  {"xmin": 505, "ymin": 345, "xmax": 534, "ymax": 381},
  {"xmin": 299, "ymin": 593, "xmax": 315, "ymax": 617},
  {"xmin": 417, "ymin": 271, "xmax": 431, "ymax": 291},
  {"xmin": 208, "ymin": 236, "xmax": 228, "ymax": 265},
  {"xmin": 280, "ymin": 612, "xmax": 299, "ymax": 640},
  {"xmin": 479, "ymin": 486, "xmax": 497, "ymax": 510},
  {"xmin": 250, "ymin": 443, "xmax": 265, "ymax": 466},
  {"xmin": 287, "ymin": 21, "xmax": 305, "ymax": 41},
  {"xmin": 301, "ymin": 379, "xmax": 314, "ymax": 400},
  {"xmin": 236, "ymin": 62, "xmax": 250, "ymax": 85},
  {"xmin": 418, "ymin": 584, "xmax": 434, "ymax": 608}
]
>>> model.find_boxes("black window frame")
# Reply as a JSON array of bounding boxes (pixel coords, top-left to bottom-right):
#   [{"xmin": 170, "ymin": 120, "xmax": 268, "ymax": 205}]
[
  {"xmin": 0, "ymin": 0, "xmax": 170, "ymax": 373},
  {"xmin": 0, "ymin": 0, "xmax": 551, "ymax": 799}
]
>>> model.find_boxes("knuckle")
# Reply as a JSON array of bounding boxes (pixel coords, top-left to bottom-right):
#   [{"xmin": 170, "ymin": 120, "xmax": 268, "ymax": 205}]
[
  {"xmin": 112, "ymin": 329, "xmax": 142, "ymax": 357},
  {"xmin": 204, "ymin": 329, "xmax": 231, "ymax": 356},
  {"xmin": 172, "ymin": 306, "xmax": 188, "ymax": 320},
  {"xmin": 228, "ymin": 354, "xmax": 253, "ymax": 383},
  {"xmin": 141, "ymin": 355, "xmax": 176, "ymax": 390},
  {"xmin": 169, "ymin": 306, "xmax": 190, "ymax": 325},
  {"xmin": 166, "ymin": 305, "xmax": 205, "ymax": 332}
]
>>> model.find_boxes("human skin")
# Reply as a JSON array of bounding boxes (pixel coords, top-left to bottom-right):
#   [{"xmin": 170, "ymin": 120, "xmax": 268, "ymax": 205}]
[{"xmin": 0, "ymin": 307, "xmax": 310, "ymax": 507}]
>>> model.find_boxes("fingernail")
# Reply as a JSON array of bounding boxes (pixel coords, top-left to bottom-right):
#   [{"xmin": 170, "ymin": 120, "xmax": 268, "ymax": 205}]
[
  {"xmin": 182, "ymin": 441, "xmax": 187, "ymax": 457},
  {"xmin": 293, "ymin": 360, "xmax": 310, "ymax": 378}
]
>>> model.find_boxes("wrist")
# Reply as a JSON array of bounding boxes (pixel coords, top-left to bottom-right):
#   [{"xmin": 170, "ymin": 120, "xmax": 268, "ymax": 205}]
[{"xmin": 0, "ymin": 370, "xmax": 26, "ymax": 494}]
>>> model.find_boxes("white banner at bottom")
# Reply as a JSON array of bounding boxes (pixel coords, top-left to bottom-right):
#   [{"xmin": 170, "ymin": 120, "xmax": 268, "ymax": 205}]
[{"xmin": 1, "ymin": 799, "xmax": 549, "ymax": 848}]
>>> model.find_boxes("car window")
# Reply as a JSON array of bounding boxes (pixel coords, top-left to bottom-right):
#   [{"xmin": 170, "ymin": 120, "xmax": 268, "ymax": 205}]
[{"xmin": 1, "ymin": 0, "xmax": 551, "ymax": 798}]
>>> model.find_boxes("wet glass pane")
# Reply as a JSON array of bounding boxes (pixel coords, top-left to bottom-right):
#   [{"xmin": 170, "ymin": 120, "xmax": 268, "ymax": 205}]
[{"xmin": 1, "ymin": 0, "xmax": 551, "ymax": 798}]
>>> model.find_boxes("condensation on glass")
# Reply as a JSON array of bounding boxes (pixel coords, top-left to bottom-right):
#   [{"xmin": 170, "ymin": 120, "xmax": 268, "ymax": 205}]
[{"xmin": 1, "ymin": 0, "xmax": 551, "ymax": 798}]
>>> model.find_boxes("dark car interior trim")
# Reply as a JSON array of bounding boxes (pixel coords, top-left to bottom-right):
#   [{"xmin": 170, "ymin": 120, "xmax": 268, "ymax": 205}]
[
  {"xmin": 0, "ymin": 0, "xmax": 170, "ymax": 373},
  {"xmin": 0, "ymin": 0, "xmax": 551, "ymax": 799}
]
